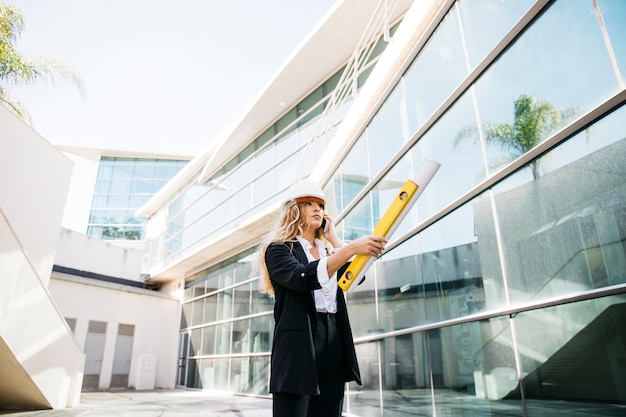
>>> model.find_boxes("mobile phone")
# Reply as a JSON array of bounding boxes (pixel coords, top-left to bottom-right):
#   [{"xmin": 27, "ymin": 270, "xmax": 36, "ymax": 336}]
[{"xmin": 321, "ymin": 218, "xmax": 329, "ymax": 232}]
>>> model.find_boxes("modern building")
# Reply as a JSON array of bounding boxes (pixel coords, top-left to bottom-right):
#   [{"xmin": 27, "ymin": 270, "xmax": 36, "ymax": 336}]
[
  {"xmin": 87, "ymin": 156, "xmax": 189, "ymax": 244},
  {"xmin": 1, "ymin": 105, "xmax": 83, "ymax": 410},
  {"xmin": 1, "ymin": 109, "xmax": 181, "ymax": 409},
  {"xmin": 51, "ymin": 228, "xmax": 179, "ymax": 392},
  {"xmin": 2, "ymin": 0, "xmax": 625, "ymax": 415},
  {"xmin": 135, "ymin": 0, "xmax": 626, "ymax": 415},
  {"xmin": 56, "ymin": 146, "xmax": 190, "ymax": 249}
]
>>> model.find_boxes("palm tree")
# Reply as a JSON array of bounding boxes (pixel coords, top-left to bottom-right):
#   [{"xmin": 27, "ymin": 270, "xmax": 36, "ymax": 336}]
[
  {"xmin": 454, "ymin": 94, "xmax": 578, "ymax": 179},
  {"xmin": 0, "ymin": 3, "xmax": 83, "ymax": 123}
]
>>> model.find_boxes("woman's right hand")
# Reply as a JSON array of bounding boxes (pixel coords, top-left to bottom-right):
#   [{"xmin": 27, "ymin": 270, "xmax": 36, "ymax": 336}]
[
  {"xmin": 326, "ymin": 235, "xmax": 387, "ymax": 276},
  {"xmin": 349, "ymin": 235, "xmax": 387, "ymax": 258}
]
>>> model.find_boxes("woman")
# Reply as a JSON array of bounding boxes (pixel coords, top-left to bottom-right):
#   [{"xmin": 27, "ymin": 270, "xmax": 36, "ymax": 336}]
[{"xmin": 257, "ymin": 178, "xmax": 386, "ymax": 417}]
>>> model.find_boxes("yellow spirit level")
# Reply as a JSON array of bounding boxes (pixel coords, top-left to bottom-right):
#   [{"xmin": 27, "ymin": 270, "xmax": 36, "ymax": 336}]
[{"xmin": 338, "ymin": 159, "xmax": 440, "ymax": 291}]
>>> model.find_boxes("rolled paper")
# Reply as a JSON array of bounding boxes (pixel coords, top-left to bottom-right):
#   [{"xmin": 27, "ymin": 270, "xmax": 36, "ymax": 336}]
[{"xmin": 338, "ymin": 158, "xmax": 441, "ymax": 291}]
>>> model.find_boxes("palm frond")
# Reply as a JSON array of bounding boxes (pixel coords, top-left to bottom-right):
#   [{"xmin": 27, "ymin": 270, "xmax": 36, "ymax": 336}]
[
  {"xmin": 0, "ymin": 88, "xmax": 32, "ymax": 123},
  {"xmin": 0, "ymin": 3, "xmax": 24, "ymax": 43},
  {"xmin": 0, "ymin": 3, "xmax": 85, "ymax": 123}
]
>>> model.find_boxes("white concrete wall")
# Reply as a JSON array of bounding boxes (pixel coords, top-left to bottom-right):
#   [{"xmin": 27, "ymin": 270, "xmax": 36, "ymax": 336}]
[
  {"xmin": 0, "ymin": 105, "xmax": 83, "ymax": 409},
  {"xmin": 0, "ymin": 106, "xmax": 73, "ymax": 287},
  {"xmin": 55, "ymin": 228, "xmax": 144, "ymax": 282},
  {"xmin": 49, "ymin": 277, "xmax": 180, "ymax": 390},
  {"xmin": 51, "ymin": 229, "xmax": 181, "ymax": 390}
]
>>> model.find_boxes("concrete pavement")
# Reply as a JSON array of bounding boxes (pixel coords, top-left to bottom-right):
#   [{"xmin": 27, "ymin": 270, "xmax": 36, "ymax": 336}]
[{"xmin": 0, "ymin": 390, "xmax": 272, "ymax": 417}]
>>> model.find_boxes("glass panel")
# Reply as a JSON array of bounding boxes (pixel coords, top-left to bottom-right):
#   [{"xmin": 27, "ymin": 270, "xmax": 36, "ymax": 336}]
[
  {"xmin": 600, "ymin": 0, "xmax": 626, "ymax": 79},
  {"xmin": 333, "ymin": 133, "xmax": 371, "ymax": 212},
  {"xmin": 233, "ymin": 284, "xmax": 251, "ymax": 319},
  {"xmin": 215, "ymin": 323, "xmax": 232, "ymax": 355},
  {"xmin": 366, "ymin": 87, "xmax": 408, "ymax": 175},
  {"xmin": 250, "ymin": 356, "xmax": 270, "ymax": 395},
  {"xmin": 341, "ymin": 189, "xmax": 375, "ymax": 242},
  {"xmin": 369, "ymin": 195, "xmax": 502, "ymax": 330},
  {"xmin": 217, "ymin": 289, "xmax": 234, "ymax": 322},
  {"xmin": 382, "ymin": 332, "xmax": 434, "ymax": 416},
  {"xmin": 96, "ymin": 209, "xmax": 132, "ymax": 224},
  {"xmin": 381, "ymin": 333, "xmax": 432, "ymax": 390},
  {"xmin": 86, "ymin": 226, "xmax": 102, "ymax": 238},
  {"xmin": 190, "ymin": 282, "xmax": 205, "ymax": 298},
  {"xmin": 234, "ymin": 255, "xmax": 253, "ymax": 284},
  {"xmin": 345, "ymin": 276, "xmax": 380, "ymax": 340},
  {"xmin": 88, "ymin": 210, "xmax": 106, "ymax": 224},
  {"xmin": 186, "ymin": 358, "xmax": 200, "ymax": 388},
  {"xmin": 458, "ymin": 0, "xmax": 535, "ymax": 70},
  {"xmin": 274, "ymin": 128, "xmax": 297, "ymax": 162},
  {"xmin": 365, "ymin": 152, "xmax": 426, "ymax": 242},
  {"xmin": 131, "ymin": 178, "xmax": 155, "ymax": 194},
  {"xmin": 201, "ymin": 325, "xmax": 215, "ymax": 355},
  {"xmin": 251, "ymin": 279, "xmax": 273, "ymax": 315},
  {"xmin": 111, "ymin": 163, "xmax": 134, "ymax": 178},
  {"xmin": 129, "ymin": 194, "xmax": 152, "ymax": 208},
  {"xmin": 155, "ymin": 163, "xmax": 183, "ymax": 178},
  {"xmin": 515, "ymin": 294, "xmax": 626, "ymax": 412},
  {"xmin": 432, "ymin": 318, "xmax": 523, "ymax": 416},
  {"xmin": 414, "ymin": 93, "xmax": 487, "ymax": 217},
  {"xmin": 403, "ymin": 2, "xmax": 466, "ymax": 136},
  {"xmin": 214, "ymin": 358, "xmax": 230, "ymax": 391},
  {"xmin": 106, "ymin": 194, "xmax": 130, "ymax": 209},
  {"xmin": 232, "ymin": 319, "xmax": 250, "ymax": 354},
  {"xmin": 295, "ymin": 114, "xmax": 318, "ymax": 146},
  {"xmin": 97, "ymin": 163, "xmax": 113, "ymax": 179},
  {"xmin": 91, "ymin": 195, "xmax": 108, "ymax": 208},
  {"xmin": 180, "ymin": 302, "xmax": 191, "ymax": 328},
  {"xmin": 230, "ymin": 357, "xmax": 248, "ymax": 393},
  {"xmin": 494, "ymin": 107, "xmax": 626, "ymax": 305},
  {"xmin": 189, "ymin": 328, "xmax": 201, "ymax": 358},
  {"xmin": 94, "ymin": 180, "xmax": 111, "ymax": 193},
  {"xmin": 191, "ymin": 299, "xmax": 204, "ymax": 327},
  {"xmin": 250, "ymin": 315, "xmax": 272, "ymax": 353},
  {"xmin": 204, "ymin": 273, "xmax": 221, "ymax": 293},
  {"xmin": 345, "ymin": 342, "xmax": 383, "ymax": 416},
  {"xmin": 230, "ymin": 356, "xmax": 271, "ymax": 395},
  {"xmin": 253, "ymin": 168, "xmax": 278, "ymax": 208},
  {"xmin": 470, "ymin": 0, "xmax": 622, "ymax": 176},
  {"xmin": 195, "ymin": 358, "xmax": 215, "ymax": 389},
  {"xmin": 133, "ymin": 163, "xmax": 156, "ymax": 178}
]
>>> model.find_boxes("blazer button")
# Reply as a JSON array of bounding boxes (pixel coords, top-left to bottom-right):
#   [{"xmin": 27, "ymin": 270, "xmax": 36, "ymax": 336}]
[{"xmin": 301, "ymin": 273, "xmax": 305, "ymax": 277}]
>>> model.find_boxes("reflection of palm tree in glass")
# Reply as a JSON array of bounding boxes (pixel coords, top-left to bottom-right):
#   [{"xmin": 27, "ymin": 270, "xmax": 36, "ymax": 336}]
[{"xmin": 454, "ymin": 94, "xmax": 578, "ymax": 179}]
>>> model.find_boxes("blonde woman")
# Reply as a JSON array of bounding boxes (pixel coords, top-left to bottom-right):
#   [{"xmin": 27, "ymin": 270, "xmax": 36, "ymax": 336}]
[{"xmin": 257, "ymin": 178, "xmax": 386, "ymax": 417}]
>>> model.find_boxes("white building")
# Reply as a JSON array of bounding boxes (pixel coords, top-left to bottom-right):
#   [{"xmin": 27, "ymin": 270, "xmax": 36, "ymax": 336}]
[
  {"xmin": 1, "ymin": 106, "xmax": 181, "ymax": 410},
  {"xmin": 1, "ymin": 105, "xmax": 83, "ymax": 410},
  {"xmin": 51, "ymin": 229, "xmax": 179, "ymax": 392}
]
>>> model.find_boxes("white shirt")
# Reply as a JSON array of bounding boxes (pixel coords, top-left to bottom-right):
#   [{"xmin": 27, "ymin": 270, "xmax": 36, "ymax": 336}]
[{"xmin": 295, "ymin": 235, "xmax": 338, "ymax": 314}]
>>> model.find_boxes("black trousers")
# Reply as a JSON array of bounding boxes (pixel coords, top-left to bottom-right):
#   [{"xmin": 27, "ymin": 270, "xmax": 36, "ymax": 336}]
[
  {"xmin": 309, "ymin": 312, "xmax": 345, "ymax": 417},
  {"xmin": 273, "ymin": 392, "xmax": 309, "ymax": 417},
  {"xmin": 272, "ymin": 312, "xmax": 345, "ymax": 417}
]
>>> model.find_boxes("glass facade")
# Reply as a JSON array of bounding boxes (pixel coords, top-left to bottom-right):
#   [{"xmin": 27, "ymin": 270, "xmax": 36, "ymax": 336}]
[
  {"xmin": 87, "ymin": 157, "xmax": 187, "ymax": 242},
  {"xmin": 154, "ymin": 0, "xmax": 626, "ymax": 415},
  {"xmin": 141, "ymin": 25, "xmax": 394, "ymax": 273}
]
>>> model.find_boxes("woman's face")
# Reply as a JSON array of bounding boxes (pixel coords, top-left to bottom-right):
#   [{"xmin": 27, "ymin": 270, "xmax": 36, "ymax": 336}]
[{"xmin": 301, "ymin": 201, "xmax": 325, "ymax": 230}]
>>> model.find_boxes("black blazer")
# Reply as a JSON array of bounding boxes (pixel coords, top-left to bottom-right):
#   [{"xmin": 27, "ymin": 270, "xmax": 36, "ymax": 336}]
[{"xmin": 265, "ymin": 240, "xmax": 361, "ymax": 395}]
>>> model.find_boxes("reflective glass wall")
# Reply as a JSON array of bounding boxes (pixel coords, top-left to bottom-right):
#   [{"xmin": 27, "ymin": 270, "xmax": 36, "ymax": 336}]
[
  {"xmin": 179, "ymin": 0, "xmax": 626, "ymax": 415},
  {"xmin": 87, "ymin": 157, "xmax": 188, "ymax": 242},
  {"xmin": 142, "ymin": 33, "xmax": 392, "ymax": 273}
]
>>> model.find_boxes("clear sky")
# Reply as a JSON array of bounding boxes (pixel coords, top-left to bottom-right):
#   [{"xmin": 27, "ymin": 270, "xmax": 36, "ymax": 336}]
[
  {"xmin": 11, "ymin": 0, "xmax": 335, "ymax": 155},
  {"xmin": 8, "ymin": 0, "xmax": 335, "ymax": 231}
]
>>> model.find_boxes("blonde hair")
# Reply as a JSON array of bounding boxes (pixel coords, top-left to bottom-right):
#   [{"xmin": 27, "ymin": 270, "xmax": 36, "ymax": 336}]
[{"xmin": 255, "ymin": 202, "xmax": 331, "ymax": 298}]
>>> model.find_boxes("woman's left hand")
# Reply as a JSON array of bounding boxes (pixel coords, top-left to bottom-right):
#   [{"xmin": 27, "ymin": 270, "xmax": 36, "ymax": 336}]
[{"xmin": 321, "ymin": 214, "xmax": 342, "ymax": 248}]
